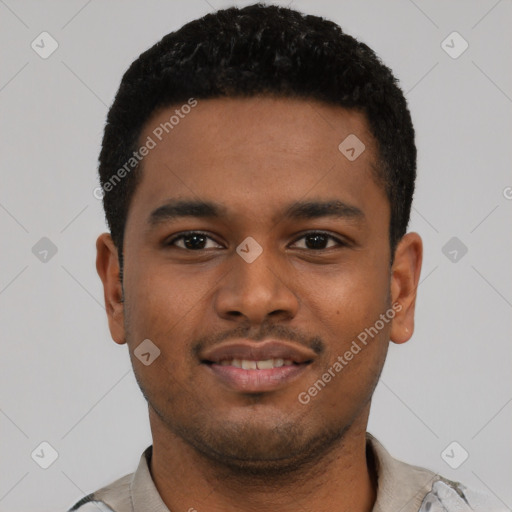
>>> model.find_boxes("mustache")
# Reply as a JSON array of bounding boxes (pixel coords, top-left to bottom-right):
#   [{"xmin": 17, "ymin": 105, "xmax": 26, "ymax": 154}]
[{"xmin": 192, "ymin": 323, "xmax": 325, "ymax": 358}]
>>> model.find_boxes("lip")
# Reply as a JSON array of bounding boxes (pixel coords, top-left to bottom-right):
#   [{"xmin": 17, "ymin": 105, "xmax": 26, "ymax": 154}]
[
  {"xmin": 206, "ymin": 364, "xmax": 309, "ymax": 393},
  {"xmin": 200, "ymin": 339, "xmax": 316, "ymax": 393},
  {"xmin": 200, "ymin": 339, "xmax": 317, "ymax": 364}
]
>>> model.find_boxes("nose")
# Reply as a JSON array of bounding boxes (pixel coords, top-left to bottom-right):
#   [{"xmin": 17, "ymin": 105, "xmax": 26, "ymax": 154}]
[{"xmin": 213, "ymin": 243, "xmax": 299, "ymax": 326}]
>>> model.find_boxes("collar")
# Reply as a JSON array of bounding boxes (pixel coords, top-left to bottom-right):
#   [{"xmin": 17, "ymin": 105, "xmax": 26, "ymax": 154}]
[{"xmin": 365, "ymin": 432, "xmax": 439, "ymax": 512}]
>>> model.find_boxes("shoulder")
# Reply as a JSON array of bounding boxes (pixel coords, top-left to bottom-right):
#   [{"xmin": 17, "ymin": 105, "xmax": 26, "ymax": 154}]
[
  {"xmin": 366, "ymin": 433, "xmax": 508, "ymax": 512},
  {"xmin": 67, "ymin": 472, "xmax": 132, "ymax": 512},
  {"xmin": 418, "ymin": 478, "xmax": 509, "ymax": 512},
  {"xmin": 68, "ymin": 501, "xmax": 115, "ymax": 512}
]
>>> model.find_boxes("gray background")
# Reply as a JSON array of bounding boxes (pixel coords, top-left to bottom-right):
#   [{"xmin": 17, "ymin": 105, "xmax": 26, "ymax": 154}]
[{"xmin": 1, "ymin": 1, "xmax": 511, "ymax": 511}]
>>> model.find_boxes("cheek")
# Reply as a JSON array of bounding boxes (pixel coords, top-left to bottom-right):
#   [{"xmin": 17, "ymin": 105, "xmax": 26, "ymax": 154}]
[
  {"xmin": 297, "ymin": 260, "xmax": 391, "ymax": 396},
  {"xmin": 298, "ymin": 257, "xmax": 390, "ymax": 327},
  {"xmin": 123, "ymin": 259, "xmax": 221, "ymax": 387},
  {"xmin": 125, "ymin": 258, "xmax": 212, "ymax": 333},
  {"xmin": 124, "ymin": 268, "xmax": 198, "ymax": 400},
  {"xmin": 307, "ymin": 272, "xmax": 390, "ymax": 403}
]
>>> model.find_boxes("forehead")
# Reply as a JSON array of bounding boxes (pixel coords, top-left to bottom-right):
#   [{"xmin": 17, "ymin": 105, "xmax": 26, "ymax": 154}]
[{"xmin": 127, "ymin": 96, "xmax": 387, "ymax": 229}]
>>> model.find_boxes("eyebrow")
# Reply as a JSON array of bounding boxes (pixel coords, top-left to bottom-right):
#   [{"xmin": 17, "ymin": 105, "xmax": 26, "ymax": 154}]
[{"xmin": 147, "ymin": 198, "xmax": 364, "ymax": 226}]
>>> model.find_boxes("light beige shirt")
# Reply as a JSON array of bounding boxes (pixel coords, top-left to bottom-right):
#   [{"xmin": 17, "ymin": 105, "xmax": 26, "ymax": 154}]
[{"xmin": 67, "ymin": 433, "xmax": 506, "ymax": 512}]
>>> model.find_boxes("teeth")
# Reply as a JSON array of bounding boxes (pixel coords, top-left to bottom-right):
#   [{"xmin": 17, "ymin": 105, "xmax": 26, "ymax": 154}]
[
  {"xmin": 256, "ymin": 359, "xmax": 274, "ymax": 370},
  {"xmin": 218, "ymin": 358, "xmax": 295, "ymax": 369}
]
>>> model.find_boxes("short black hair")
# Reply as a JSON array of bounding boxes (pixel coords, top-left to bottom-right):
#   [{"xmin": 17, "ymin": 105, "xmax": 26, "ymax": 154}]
[{"xmin": 98, "ymin": 2, "xmax": 416, "ymax": 272}]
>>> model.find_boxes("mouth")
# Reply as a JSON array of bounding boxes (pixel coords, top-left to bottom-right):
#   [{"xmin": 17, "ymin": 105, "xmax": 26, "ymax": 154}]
[
  {"xmin": 214, "ymin": 358, "xmax": 296, "ymax": 369},
  {"xmin": 200, "ymin": 340, "xmax": 315, "ymax": 393}
]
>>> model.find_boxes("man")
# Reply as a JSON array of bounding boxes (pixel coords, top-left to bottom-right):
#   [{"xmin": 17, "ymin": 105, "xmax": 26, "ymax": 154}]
[{"xmin": 69, "ymin": 4, "xmax": 505, "ymax": 512}]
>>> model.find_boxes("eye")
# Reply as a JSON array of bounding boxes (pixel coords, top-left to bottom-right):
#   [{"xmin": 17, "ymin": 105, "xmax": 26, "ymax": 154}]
[
  {"xmin": 165, "ymin": 231, "xmax": 223, "ymax": 250},
  {"xmin": 290, "ymin": 231, "xmax": 346, "ymax": 250},
  {"xmin": 165, "ymin": 231, "xmax": 347, "ymax": 252}
]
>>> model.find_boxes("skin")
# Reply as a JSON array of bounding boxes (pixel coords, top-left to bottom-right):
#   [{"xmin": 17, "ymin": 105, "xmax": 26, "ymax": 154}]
[{"xmin": 96, "ymin": 96, "xmax": 422, "ymax": 512}]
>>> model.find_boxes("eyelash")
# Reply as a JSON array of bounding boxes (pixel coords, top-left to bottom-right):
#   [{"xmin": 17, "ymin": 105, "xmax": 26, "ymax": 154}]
[{"xmin": 165, "ymin": 231, "xmax": 347, "ymax": 251}]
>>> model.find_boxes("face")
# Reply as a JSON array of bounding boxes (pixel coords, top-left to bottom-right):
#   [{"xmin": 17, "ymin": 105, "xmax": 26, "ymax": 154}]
[{"xmin": 97, "ymin": 96, "xmax": 422, "ymax": 474}]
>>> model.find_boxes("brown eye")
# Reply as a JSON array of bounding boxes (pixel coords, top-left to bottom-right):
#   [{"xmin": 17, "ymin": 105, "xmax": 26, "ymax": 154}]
[
  {"xmin": 166, "ymin": 232, "xmax": 222, "ymax": 250},
  {"xmin": 291, "ymin": 232, "xmax": 345, "ymax": 250}
]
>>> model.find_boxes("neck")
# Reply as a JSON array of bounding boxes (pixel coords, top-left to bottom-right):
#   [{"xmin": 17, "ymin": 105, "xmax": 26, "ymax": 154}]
[{"xmin": 148, "ymin": 405, "xmax": 377, "ymax": 512}]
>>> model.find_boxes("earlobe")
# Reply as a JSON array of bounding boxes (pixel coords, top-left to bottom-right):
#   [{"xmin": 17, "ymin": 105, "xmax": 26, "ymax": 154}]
[
  {"xmin": 96, "ymin": 233, "xmax": 126, "ymax": 345},
  {"xmin": 389, "ymin": 232, "xmax": 423, "ymax": 345}
]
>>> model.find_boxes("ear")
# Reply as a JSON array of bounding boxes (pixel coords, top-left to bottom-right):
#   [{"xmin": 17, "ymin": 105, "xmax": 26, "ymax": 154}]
[
  {"xmin": 96, "ymin": 233, "xmax": 126, "ymax": 345},
  {"xmin": 389, "ymin": 232, "xmax": 423, "ymax": 344}
]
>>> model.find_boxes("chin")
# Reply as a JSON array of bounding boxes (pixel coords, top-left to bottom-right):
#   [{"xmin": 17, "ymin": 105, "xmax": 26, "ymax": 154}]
[{"xmin": 172, "ymin": 414, "xmax": 349, "ymax": 478}]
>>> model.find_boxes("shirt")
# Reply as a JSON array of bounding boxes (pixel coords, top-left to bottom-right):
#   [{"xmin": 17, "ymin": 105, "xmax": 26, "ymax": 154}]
[{"xmin": 67, "ymin": 432, "xmax": 506, "ymax": 512}]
